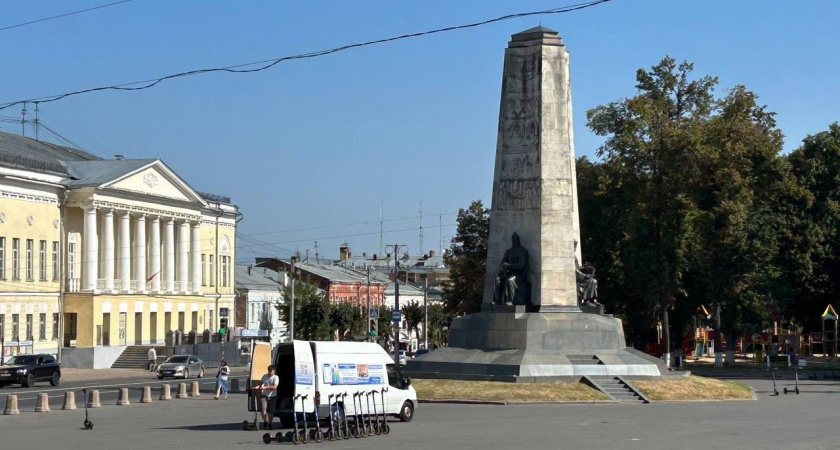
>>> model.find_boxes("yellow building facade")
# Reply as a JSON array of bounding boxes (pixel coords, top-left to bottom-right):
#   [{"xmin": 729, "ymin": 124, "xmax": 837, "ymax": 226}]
[{"xmin": 0, "ymin": 132, "xmax": 238, "ymax": 368}]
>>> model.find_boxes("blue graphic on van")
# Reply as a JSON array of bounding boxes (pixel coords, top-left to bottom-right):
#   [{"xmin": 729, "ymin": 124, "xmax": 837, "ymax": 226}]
[{"xmin": 326, "ymin": 363, "xmax": 385, "ymax": 385}]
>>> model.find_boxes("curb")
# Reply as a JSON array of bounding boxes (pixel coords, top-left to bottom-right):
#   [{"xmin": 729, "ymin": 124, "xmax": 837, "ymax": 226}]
[{"xmin": 419, "ymin": 399, "xmax": 619, "ymax": 405}]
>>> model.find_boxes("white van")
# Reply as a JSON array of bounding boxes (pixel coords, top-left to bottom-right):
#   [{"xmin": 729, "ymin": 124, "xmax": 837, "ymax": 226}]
[{"xmin": 248, "ymin": 340, "xmax": 417, "ymax": 427}]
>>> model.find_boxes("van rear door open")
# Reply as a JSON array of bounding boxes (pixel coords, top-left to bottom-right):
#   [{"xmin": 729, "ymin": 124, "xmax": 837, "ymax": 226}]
[{"xmin": 247, "ymin": 341, "xmax": 272, "ymax": 411}]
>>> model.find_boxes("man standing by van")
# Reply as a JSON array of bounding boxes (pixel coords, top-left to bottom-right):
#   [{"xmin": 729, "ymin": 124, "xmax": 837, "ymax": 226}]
[{"xmin": 258, "ymin": 365, "xmax": 279, "ymax": 429}]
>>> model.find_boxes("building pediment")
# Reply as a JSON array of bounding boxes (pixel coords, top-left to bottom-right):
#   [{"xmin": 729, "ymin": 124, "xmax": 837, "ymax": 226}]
[{"xmin": 64, "ymin": 159, "xmax": 207, "ymax": 206}]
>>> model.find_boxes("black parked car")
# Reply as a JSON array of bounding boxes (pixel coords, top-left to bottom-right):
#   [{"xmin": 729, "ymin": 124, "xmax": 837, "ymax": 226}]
[{"xmin": 0, "ymin": 354, "xmax": 61, "ymax": 387}]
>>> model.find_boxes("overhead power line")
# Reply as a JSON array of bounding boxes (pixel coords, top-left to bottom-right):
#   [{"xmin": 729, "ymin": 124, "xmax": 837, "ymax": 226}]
[
  {"xmin": 237, "ymin": 223, "xmax": 457, "ymax": 250},
  {"xmin": 243, "ymin": 212, "xmax": 458, "ymax": 237},
  {"xmin": 0, "ymin": 0, "xmax": 135, "ymax": 33},
  {"xmin": 0, "ymin": 0, "xmax": 613, "ymax": 111}
]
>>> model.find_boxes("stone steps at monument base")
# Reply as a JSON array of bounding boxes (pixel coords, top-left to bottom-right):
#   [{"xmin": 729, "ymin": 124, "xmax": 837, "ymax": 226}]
[
  {"xmin": 566, "ymin": 355, "xmax": 603, "ymax": 365},
  {"xmin": 590, "ymin": 376, "xmax": 648, "ymax": 404}
]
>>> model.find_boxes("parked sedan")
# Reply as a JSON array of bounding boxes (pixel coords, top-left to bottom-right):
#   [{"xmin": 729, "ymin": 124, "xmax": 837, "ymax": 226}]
[
  {"xmin": 0, "ymin": 354, "xmax": 61, "ymax": 387},
  {"xmin": 156, "ymin": 355, "xmax": 204, "ymax": 379}
]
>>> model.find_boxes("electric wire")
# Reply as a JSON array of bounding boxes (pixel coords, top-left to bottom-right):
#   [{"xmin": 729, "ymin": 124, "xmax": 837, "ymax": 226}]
[
  {"xmin": 0, "ymin": 0, "xmax": 135, "ymax": 33},
  {"xmin": 0, "ymin": 0, "xmax": 613, "ymax": 112}
]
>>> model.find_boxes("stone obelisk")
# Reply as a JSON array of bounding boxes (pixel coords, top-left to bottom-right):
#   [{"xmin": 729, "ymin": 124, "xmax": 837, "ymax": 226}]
[
  {"xmin": 406, "ymin": 27, "xmax": 665, "ymax": 382},
  {"xmin": 483, "ymin": 26, "xmax": 581, "ymax": 312}
]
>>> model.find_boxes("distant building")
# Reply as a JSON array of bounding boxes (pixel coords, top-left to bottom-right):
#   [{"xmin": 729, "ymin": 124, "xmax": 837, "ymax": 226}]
[
  {"xmin": 234, "ymin": 265, "xmax": 286, "ymax": 334},
  {"xmin": 333, "ymin": 244, "xmax": 450, "ymax": 289},
  {"xmin": 255, "ymin": 257, "xmax": 386, "ymax": 307}
]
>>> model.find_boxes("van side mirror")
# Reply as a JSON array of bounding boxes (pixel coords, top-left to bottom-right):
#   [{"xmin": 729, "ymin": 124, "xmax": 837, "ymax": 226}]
[{"xmin": 402, "ymin": 377, "xmax": 411, "ymax": 387}]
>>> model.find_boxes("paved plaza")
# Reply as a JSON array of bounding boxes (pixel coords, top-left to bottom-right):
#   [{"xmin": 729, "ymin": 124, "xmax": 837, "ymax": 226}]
[{"xmin": 1, "ymin": 377, "xmax": 838, "ymax": 449}]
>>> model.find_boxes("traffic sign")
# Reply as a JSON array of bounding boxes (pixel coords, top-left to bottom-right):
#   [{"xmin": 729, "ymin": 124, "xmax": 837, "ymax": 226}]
[
  {"xmin": 392, "ymin": 310, "xmax": 402, "ymax": 323},
  {"xmin": 219, "ymin": 308, "xmax": 229, "ymax": 317},
  {"xmin": 369, "ymin": 308, "xmax": 379, "ymax": 319}
]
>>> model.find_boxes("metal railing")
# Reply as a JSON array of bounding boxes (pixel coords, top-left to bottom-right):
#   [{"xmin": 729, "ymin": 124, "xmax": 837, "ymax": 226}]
[{"xmin": 66, "ymin": 278, "xmax": 81, "ymax": 292}]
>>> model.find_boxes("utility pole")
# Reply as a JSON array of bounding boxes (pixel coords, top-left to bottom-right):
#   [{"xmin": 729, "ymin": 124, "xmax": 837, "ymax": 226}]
[
  {"xmin": 33, "ymin": 102, "xmax": 40, "ymax": 141},
  {"xmin": 290, "ymin": 256, "xmax": 297, "ymax": 341},
  {"xmin": 439, "ymin": 214, "xmax": 443, "ymax": 255},
  {"xmin": 423, "ymin": 277, "xmax": 429, "ymax": 350},
  {"xmin": 385, "ymin": 243, "xmax": 408, "ymax": 366},
  {"xmin": 379, "ymin": 201, "xmax": 384, "ymax": 257},
  {"xmin": 367, "ymin": 266, "xmax": 372, "ymax": 337},
  {"xmin": 419, "ymin": 201, "xmax": 424, "ymax": 255},
  {"xmin": 314, "ymin": 241, "xmax": 319, "ymax": 263},
  {"xmin": 20, "ymin": 102, "xmax": 27, "ymax": 136}
]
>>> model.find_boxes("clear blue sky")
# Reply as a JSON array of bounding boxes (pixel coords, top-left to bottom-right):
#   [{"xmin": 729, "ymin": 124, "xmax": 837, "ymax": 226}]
[{"xmin": 1, "ymin": 0, "xmax": 838, "ymax": 261}]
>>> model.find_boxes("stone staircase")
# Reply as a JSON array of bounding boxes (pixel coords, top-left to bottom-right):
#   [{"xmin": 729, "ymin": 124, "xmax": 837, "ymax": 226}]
[
  {"xmin": 567, "ymin": 355, "xmax": 603, "ymax": 366},
  {"xmin": 589, "ymin": 376, "xmax": 649, "ymax": 403},
  {"xmin": 111, "ymin": 345, "xmax": 153, "ymax": 369}
]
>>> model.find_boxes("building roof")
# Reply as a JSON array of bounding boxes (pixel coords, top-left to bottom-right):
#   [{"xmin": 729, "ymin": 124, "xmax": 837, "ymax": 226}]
[
  {"xmin": 0, "ymin": 131, "xmax": 100, "ymax": 176},
  {"xmin": 62, "ymin": 159, "xmax": 157, "ymax": 187},
  {"xmin": 516, "ymin": 25, "xmax": 558, "ymax": 35},
  {"xmin": 235, "ymin": 265, "xmax": 284, "ymax": 291},
  {"xmin": 0, "ymin": 131, "xmax": 233, "ymax": 204}
]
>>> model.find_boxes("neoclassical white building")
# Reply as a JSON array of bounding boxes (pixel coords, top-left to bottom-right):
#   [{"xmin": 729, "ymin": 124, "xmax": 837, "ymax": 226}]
[{"xmin": 0, "ymin": 131, "xmax": 238, "ymax": 367}]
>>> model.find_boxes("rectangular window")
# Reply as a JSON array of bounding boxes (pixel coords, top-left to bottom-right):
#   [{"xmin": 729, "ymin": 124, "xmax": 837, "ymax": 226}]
[
  {"xmin": 0, "ymin": 237, "xmax": 5, "ymax": 280},
  {"xmin": 39, "ymin": 313, "xmax": 46, "ymax": 341},
  {"xmin": 11, "ymin": 314, "xmax": 18, "ymax": 341},
  {"xmin": 26, "ymin": 239, "xmax": 34, "ymax": 281},
  {"xmin": 25, "ymin": 313, "xmax": 33, "ymax": 341},
  {"xmin": 39, "ymin": 240, "xmax": 47, "ymax": 281},
  {"xmin": 12, "ymin": 238, "xmax": 20, "ymax": 280},
  {"xmin": 201, "ymin": 254, "xmax": 206, "ymax": 286},
  {"xmin": 68, "ymin": 242, "xmax": 76, "ymax": 280},
  {"xmin": 52, "ymin": 313, "xmax": 59, "ymax": 340},
  {"xmin": 209, "ymin": 255, "xmax": 215, "ymax": 286},
  {"xmin": 52, "ymin": 241, "xmax": 59, "ymax": 281},
  {"xmin": 221, "ymin": 256, "xmax": 228, "ymax": 287}
]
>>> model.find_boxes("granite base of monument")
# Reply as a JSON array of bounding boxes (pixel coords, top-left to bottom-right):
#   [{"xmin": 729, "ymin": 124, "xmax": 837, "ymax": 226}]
[{"xmin": 405, "ymin": 306, "xmax": 666, "ymax": 382}]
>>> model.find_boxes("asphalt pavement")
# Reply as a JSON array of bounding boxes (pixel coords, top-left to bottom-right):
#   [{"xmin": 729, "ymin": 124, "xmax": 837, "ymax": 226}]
[{"xmin": 1, "ymin": 378, "xmax": 839, "ymax": 450}]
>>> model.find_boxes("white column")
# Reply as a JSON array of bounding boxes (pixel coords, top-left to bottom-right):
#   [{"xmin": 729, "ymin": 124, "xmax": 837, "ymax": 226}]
[
  {"xmin": 149, "ymin": 216, "xmax": 161, "ymax": 293},
  {"xmin": 82, "ymin": 205, "xmax": 99, "ymax": 292},
  {"xmin": 102, "ymin": 209, "xmax": 115, "ymax": 292},
  {"xmin": 134, "ymin": 214, "xmax": 147, "ymax": 293},
  {"xmin": 191, "ymin": 222, "xmax": 201, "ymax": 294},
  {"xmin": 164, "ymin": 218, "xmax": 175, "ymax": 293},
  {"xmin": 178, "ymin": 220, "xmax": 190, "ymax": 293},
  {"xmin": 118, "ymin": 210, "xmax": 131, "ymax": 292}
]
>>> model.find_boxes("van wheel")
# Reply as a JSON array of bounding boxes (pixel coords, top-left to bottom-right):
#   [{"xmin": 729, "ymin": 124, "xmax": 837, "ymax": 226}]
[{"xmin": 399, "ymin": 401, "xmax": 414, "ymax": 422}]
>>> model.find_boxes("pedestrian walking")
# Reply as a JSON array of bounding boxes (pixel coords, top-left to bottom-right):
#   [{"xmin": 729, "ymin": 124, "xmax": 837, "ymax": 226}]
[
  {"xmin": 257, "ymin": 365, "xmax": 279, "ymax": 429},
  {"xmin": 215, "ymin": 358, "xmax": 230, "ymax": 400},
  {"xmin": 147, "ymin": 347, "xmax": 157, "ymax": 371}
]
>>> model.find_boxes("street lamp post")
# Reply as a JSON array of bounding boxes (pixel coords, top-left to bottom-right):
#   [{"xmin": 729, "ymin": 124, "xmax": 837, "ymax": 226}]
[
  {"xmin": 385, "ymin": 244, "xmax": 408, "ymax": 366},
  {"xmin": 423, "ymin": 277, "xmax": 429, "ymax": 351},
  {"xmin": 290, "ymin": 256, "xmax": 297, "ymax": 341}
]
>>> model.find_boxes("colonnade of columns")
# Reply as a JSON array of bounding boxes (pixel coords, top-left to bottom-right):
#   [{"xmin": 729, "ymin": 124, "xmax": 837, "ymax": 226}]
[{"xmin": 81, "ymin": 205, "xmax": 202, "ymax": 294}]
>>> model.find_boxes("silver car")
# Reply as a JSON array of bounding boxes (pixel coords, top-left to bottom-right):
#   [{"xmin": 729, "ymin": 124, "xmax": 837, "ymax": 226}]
[{"xmin": 156, "ymin": 354, "xmax": 205, "ymax": 379}]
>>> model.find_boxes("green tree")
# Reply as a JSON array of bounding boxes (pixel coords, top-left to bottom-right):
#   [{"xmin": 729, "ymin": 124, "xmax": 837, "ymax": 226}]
[
  {"xmin": 786, "ymin": 123, "xmax": 840, "ymax": 330},
  {"xmin": 402, "ymin": 302, "xmax": 424, "ymax": 341},
  {"xmin": 426, "ymin": 303, "xmax": 453, "ymax": 348},
  {"xmin": 375, "ymin": 304, "xmax": 393, "ymax": 339},
  {"xmin": 443, "ymin": 200, "xmax": 490, "ymax": 315},
  {"xmin": 330, "ymin": 302, "xmax": 364, "ymax": 340},
  {"xmin": 586, "ymin": 57, "xmax": 715, "ymax": 364},
  {"xmin": 277, "ymin": 275, "xmax": 334, "ymax": 340}
]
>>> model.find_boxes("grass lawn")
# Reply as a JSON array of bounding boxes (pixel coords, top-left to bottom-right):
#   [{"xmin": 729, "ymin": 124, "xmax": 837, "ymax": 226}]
[
  {"xmin": 412, "ymin": 379, "xmax": 609, "ymax": 402},
  {"xmin": 633, "ymin": 375, "xmax": 753, "ymax": 401}
]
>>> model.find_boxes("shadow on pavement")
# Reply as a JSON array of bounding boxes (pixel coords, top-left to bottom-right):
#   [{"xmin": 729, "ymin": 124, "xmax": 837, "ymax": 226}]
[{"xmin": 156, "ymin": 423, "xmax": 246, "ymax": 431}]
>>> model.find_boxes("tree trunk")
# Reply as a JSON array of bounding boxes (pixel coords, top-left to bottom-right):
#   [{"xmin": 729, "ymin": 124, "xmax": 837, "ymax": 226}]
[
  {"xmin": 725, "ymin": 327, "xmax": 736, "ymax": 366},
  {"xmin": 663, "ymin": 305, "xmax": 671, "ymax": 369},
  {"xmin": 714, "ymin": 304, "xmax": 723, "ymax": 368}
]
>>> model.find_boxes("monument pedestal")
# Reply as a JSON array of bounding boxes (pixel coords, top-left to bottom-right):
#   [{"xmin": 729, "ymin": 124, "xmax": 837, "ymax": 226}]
[{"xmin": 406, "ymin": 308, "xmax": 665, "ymax": 382}]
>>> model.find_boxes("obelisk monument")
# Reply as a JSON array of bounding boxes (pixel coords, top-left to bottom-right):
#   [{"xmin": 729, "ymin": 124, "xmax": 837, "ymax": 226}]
[
  {"xmin": 483, "ymin": 26, "xmax": 581, "ymax": 312},
  {"xmin": 406, "ymin": 27, "xmax": 664, "ymax": 382}
]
